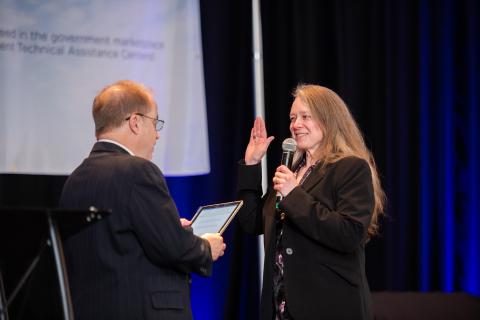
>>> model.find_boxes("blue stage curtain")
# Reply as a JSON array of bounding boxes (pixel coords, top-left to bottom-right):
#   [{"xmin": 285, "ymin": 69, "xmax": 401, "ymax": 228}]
[
  {"xmin": 417, "ymin": 0, "xmax": 480, "ymax": 294},
  {"xmin": 166, "ymin": 2, "xmax": 260, "ymax": 319},
  {"xmin": 259, "ymin": 0, "xmax": 480, "ymax": 297}
]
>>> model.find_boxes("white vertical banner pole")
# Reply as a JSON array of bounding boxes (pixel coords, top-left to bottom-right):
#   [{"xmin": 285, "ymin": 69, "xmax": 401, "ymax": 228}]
[{"xmin": 252, "ymin": 0, "xmax": 266, "ymax": 292}]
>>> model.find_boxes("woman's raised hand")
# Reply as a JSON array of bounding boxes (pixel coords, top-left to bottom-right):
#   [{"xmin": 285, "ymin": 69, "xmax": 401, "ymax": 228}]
[{"xmin": 245, "ymin": 117, "xmax": 274, "ymax": 165}]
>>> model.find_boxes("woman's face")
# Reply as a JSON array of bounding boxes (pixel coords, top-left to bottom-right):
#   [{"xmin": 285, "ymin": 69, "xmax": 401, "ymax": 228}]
[{"xmin": 289, "ymin": 97, "xmax": 324, "ymax": 154}]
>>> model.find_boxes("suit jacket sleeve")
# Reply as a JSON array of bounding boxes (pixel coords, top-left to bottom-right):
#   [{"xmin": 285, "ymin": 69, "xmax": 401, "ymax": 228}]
[
  {"xmin": 279, "ymin": 157, "xmax": 374, "ymax": 253},
  {"xmin": 129, "ymin": 161, "xmax": 213, "ymax": 276},
  {"xmin": 236, "ymin": 160, "xmax": 266, "ymax": 235}
]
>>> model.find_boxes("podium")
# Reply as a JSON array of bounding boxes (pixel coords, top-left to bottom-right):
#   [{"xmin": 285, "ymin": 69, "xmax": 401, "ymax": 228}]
[{"xmin": 0, "ymin": 207, "xmax": 109, "ymax": 320}]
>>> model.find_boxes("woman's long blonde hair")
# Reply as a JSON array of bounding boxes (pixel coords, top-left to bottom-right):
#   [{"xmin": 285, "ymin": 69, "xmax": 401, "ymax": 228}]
[{"xmin": 293, "ymin": 84, "xmax": 386, "ymax": 237}]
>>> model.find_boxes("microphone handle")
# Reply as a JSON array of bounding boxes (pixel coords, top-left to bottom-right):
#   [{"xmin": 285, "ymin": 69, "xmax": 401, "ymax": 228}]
[
  {"xmin": 276, "ymin": 151, "xmax": 294, "ymax": 208},
  {"xmin": 281, "ymin": 151, "xmax": 294, "ymax": 169}
]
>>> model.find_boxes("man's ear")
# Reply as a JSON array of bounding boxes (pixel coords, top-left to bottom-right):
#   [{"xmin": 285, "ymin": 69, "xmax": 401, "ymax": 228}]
[{"xmin": 128, "ymin": 114, "xmax": 141, "ymax": 135}]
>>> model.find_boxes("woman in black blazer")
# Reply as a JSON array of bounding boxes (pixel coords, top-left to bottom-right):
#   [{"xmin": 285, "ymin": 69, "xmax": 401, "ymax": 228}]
[{"xmin": 237, "ymin": 84, "xmax": 385, "ymax": 320}]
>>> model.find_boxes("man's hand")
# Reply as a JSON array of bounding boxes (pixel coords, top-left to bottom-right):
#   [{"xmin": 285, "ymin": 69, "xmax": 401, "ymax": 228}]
[
  {"xmin": 201, "ymin": 233, "xmax": 226, "ymax": 261},
  {"xmin": 180, "ymin": 218, "xmax": 192, "ymax": 228}
]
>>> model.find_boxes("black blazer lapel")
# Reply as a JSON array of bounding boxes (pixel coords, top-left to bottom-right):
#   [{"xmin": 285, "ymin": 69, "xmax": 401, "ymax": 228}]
[{"xmin": 300, "ymin": 164, "xmax": 328, "ymax": 193}]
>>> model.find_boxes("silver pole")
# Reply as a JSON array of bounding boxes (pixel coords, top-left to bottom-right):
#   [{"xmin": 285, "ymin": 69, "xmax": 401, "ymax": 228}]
[{"xmin": 252, "ymin": 0, "xmax": 266, "ymax": 290}]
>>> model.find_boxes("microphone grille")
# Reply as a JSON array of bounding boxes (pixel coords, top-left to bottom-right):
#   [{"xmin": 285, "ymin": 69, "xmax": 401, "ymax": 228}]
[{"xmin": 282, "ymin": 138, "xmax": 297, "ymax": 152}]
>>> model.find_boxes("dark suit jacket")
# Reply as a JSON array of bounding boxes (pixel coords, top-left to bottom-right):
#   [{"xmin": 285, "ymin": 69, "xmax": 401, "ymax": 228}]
[
  {"xmin": 60, "ymin": 142, "xmax": 212, "ymax": 320},
  {"xmin": 237, "ymin": 156, "xmax": 374, "ymax": 320}
]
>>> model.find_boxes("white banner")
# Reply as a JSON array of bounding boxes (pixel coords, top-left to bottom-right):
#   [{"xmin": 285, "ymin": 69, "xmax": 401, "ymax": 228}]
[{"xmin": 0, "ymin": 0, "xmax": 209, "ymax": 176}]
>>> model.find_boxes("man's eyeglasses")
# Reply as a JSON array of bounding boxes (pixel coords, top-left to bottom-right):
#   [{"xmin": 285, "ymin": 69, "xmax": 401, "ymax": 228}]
[{"xmin": 125, "ymin": 113, "xmax": 165, "ymax": 131}]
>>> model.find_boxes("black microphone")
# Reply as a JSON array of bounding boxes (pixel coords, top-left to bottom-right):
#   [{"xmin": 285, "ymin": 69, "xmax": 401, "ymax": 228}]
[{"xmin": 276, "ymin": 138, "xmax": 297, "ymax": 208}]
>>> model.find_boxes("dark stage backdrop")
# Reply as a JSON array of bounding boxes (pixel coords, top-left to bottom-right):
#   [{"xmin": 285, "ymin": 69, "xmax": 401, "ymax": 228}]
[
  {"xmin": 1, "ymin": 0, "xmax": 479, "ymax": 319},
  {"xmin": 260, "ymin": 0, "xmax": 480, "ymax": 297}
]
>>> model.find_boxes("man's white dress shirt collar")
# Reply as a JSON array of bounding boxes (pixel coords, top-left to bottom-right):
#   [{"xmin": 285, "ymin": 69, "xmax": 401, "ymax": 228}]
[{"xmin": 97, "ymin": 139, "xmax": 135, "ymax": 156}]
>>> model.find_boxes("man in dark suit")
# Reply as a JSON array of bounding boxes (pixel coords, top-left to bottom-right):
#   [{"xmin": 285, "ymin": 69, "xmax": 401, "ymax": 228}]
[{"xmin": 60, "ymin": 80, "xmax": 225, "ymax": 320}]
